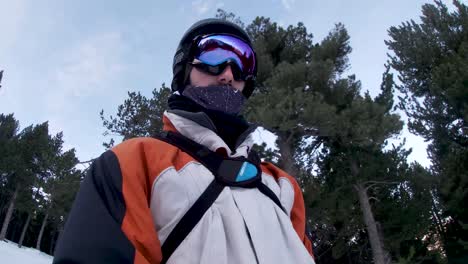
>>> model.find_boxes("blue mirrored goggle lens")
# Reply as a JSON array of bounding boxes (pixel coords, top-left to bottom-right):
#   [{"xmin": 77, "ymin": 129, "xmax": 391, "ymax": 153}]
[
  {"xmin": 194, "ymin": 35, "xmax": 256, "ymax": 77},
  {"xmin": 198, "ymin": 49, "xmax": 244, "ymax": 71}
]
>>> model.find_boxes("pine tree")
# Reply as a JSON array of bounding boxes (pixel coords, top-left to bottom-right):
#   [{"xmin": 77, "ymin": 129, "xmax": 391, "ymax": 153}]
[
  {"xmin": 31, "ymin": 132, "xmax": 80, "ymax": 251},
  {"xmin": 244, "ymin": 17, "xmax": 317, "ymax": 179},
  {"xmin": 0, "ymin": 121, "xmax": 50, "ymax": 240},
  {"xmin": 100, "ymin": 84, "xmax": 171, "ymax": 147},
  {"xmin": 386, "ymin": 1, "xmax": 468, "ymax": 262},
  {"xmin": 244, "ymin": 16, "xmax": 406, "ymax": 263}
]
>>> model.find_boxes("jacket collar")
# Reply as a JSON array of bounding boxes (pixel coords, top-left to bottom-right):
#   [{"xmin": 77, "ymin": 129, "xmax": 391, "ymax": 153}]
[{"xmin": 163, "ymin": 111, "xmax": 255, "ymax": 158}]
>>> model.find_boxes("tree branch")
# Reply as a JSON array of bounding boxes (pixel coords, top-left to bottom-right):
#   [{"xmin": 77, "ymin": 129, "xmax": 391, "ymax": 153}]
[
  {"xmin": 363, "ymin": 181, "xmax": 399, "ymax": 191},
  {"xmin": 78, "ymin": 159, "xmax": 95, "ymax": 165}
]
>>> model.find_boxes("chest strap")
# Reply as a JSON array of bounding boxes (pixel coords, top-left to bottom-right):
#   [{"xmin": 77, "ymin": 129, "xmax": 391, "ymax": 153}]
[{"xmin": 154, "ymin": 131, "xmax": 286, "ymax": 263}]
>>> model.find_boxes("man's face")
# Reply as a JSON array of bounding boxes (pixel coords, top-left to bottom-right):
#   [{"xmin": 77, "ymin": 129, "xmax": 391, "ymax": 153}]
[{"xmin": 189, "ymin": 65, "xmax": 245, "ymax": 92}]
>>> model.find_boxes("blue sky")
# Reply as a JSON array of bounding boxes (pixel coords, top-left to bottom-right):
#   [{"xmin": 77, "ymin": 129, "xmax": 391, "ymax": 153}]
[{"xmin": 0, "ymin": 0, "xmax": 440, "ymax": 167}]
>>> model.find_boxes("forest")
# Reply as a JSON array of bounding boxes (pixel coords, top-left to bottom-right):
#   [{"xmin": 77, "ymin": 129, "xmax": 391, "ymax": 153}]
[{"xmin": 1, "ymin": 1, "xmax": 466, "ymax": 263}]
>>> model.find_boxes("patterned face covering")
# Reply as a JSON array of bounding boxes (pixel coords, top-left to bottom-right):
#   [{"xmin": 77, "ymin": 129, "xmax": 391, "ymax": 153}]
[{"xmin": 182, "ymin": 85, "xmax": 246, "ymax": 115}]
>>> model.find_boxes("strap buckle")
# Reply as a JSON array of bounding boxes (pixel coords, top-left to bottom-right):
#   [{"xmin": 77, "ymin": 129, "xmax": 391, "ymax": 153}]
[{"xmin": 216, "ymin": 159, "xmax": 261, "ymax": 188}]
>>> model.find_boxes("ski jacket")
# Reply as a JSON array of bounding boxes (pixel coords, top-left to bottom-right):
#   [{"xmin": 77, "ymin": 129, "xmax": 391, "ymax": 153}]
[{"xmin": 53, "ymin": 110, "xmax": 315, "ymax": 264}]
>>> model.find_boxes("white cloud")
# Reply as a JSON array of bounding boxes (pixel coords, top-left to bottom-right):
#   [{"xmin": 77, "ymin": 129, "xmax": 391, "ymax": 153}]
[
  {"xmin": 281, "ymin": 0, "xmax": 295, "ymax": 11},
  {"xmin": 40, "ymin": 31, "xmax": 128, "ymax": 162},
  {"xmin": 215, "ymin": 2, "xmax": 225, "ymax": 9},
  {"xmin": 0, "ymin": 0, "xmax": 28, "ymax": 58},
  {"xmin": 191, "ymin": 0, "xmax": 224, "ymax": 16},
  {"xmin": 192, "ymin": 0, "xmax": 211, "ymax": 15},
  {"xmin": 178, "ymin": 5, "xmax": 187, "ymax": 14},
  {"xmin": 54, "ymin": 32, "xmax": 126, "ymax": 98}
]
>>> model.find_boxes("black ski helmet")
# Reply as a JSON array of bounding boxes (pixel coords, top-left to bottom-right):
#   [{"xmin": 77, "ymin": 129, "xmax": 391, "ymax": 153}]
[{"xmin": 171, "ymin": 18, "xmax": 257, "ymax": 98}]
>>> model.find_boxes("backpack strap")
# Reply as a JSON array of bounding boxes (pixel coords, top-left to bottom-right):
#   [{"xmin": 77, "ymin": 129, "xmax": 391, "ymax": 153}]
[
  {"xmin": 257, "ymin": 182, "xmax": 286, "ymax": 213},
  {"xmin": 154, "ymin": 131, "xmax": 286, "ymax": 263},
  {"xmin": 158, "ymin": 131, "xmax": 262, "ymax": 188},
  {"xmin": 245, "ymin": 149, "xmax": 286, "ymax": 213},
  {"xmin": 161, "ymin": 180, "xmax": 224, "ymax": 264}
]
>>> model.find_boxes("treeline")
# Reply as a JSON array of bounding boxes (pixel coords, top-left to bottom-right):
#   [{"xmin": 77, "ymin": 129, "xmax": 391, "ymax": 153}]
[
  {"xmin": 0, "ymin": 114, "xmax": 81, "ymax": 254},
  {"xmin": 1, "ymin": 1, "xmax": 466, "ymax": 263}
]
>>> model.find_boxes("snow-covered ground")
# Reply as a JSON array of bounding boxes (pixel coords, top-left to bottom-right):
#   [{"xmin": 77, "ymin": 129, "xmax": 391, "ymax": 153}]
[{"xmin": 0, "ymin": 240, "xmax": 53, "ymax": 264}]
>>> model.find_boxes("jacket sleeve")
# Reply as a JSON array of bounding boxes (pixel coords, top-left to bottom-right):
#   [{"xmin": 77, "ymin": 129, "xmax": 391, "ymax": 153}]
[
  {"xmin": 288, "ymin": 176, "xmax": 315, "ymax": 258},
  {"xmin": 53, "ymin": 139, "xmax": 163, "ymax": 264}
]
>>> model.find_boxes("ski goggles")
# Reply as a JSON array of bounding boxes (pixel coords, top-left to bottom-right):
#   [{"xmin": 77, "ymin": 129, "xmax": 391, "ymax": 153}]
[{"xmin": 189, "ymin": 34, "xmax": 256, "ymax": 81}]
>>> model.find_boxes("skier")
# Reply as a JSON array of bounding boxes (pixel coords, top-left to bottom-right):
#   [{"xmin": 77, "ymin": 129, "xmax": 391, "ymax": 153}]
[{"xmin": 53, "ymin": 18, "xmax": 315, "ymax": 264}]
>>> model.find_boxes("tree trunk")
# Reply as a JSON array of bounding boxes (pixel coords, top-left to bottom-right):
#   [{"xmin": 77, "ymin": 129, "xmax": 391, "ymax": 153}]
[
  {"xmin": 36, "ymin": 211, "xmax": 49, "ymax": 250},
  {"xmin": 430, "ymin": 191, "xmax": 447, "ymax": 251},
  {"xmin": 10, "ymin": 217, "xmax": 20, "ymax": 242},
  {"xmin": 53, "ymin": 222, "xmax": 65, "ymax": 255},
  {"xmin": 18, "ymin": 213, "xmax": 32, "ymax": 248},
  {"xmin": 354, "ymin": 183, "xmax": 390, "ymax": 264},
  {"xmin": 277, "ymin": 132, "xmax": 299, "ymax": 177},
  {"xmin": 49, "ymin": 228, "xmax": 59, "ymax": 256},
  {"xmin": 0, "ymin": 173, "xmax": 12, "ymax": 213},
  {"xmin": 0, "ymin": 198, "xmax": 6, "ymax": 214},
  {"xmin": 0, "ymin": 186, "xmax": 19, "ymax": 240}
]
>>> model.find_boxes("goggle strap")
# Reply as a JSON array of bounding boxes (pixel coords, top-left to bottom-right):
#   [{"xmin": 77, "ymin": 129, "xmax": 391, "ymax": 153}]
[{"xmin": 183, "ymin": 63, "xmax": 193, "ymax": 87}]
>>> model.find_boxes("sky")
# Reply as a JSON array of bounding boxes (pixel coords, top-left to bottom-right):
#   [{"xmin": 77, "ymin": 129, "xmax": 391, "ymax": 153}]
[{"xmin": 0, "ymin": 0, "xmax": 445, "ymax": 167}]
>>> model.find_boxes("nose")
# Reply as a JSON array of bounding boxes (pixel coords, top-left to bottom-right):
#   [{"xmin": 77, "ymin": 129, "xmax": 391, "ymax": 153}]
[{"xmin": 217, "ymin": 65, "xmax": 234, "ymax": 86}]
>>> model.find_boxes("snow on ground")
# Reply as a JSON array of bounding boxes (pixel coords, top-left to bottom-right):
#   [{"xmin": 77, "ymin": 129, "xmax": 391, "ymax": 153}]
[{"xmin": 0, "ymin": 240, "xmax": 53, "ymax": 264}]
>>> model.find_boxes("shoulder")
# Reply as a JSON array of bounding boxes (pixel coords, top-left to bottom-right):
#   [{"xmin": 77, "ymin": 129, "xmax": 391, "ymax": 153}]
[
  {"xmin": 110, "ymin": 137, "xmax": 195, "ymax": 172},
  {"xmin": 260, "ymin": 161, "xmax": 301, "ymax": 191},
  {"xmin": 111, "ymin": 137, "xmax": 178, "ymax": 156}
]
